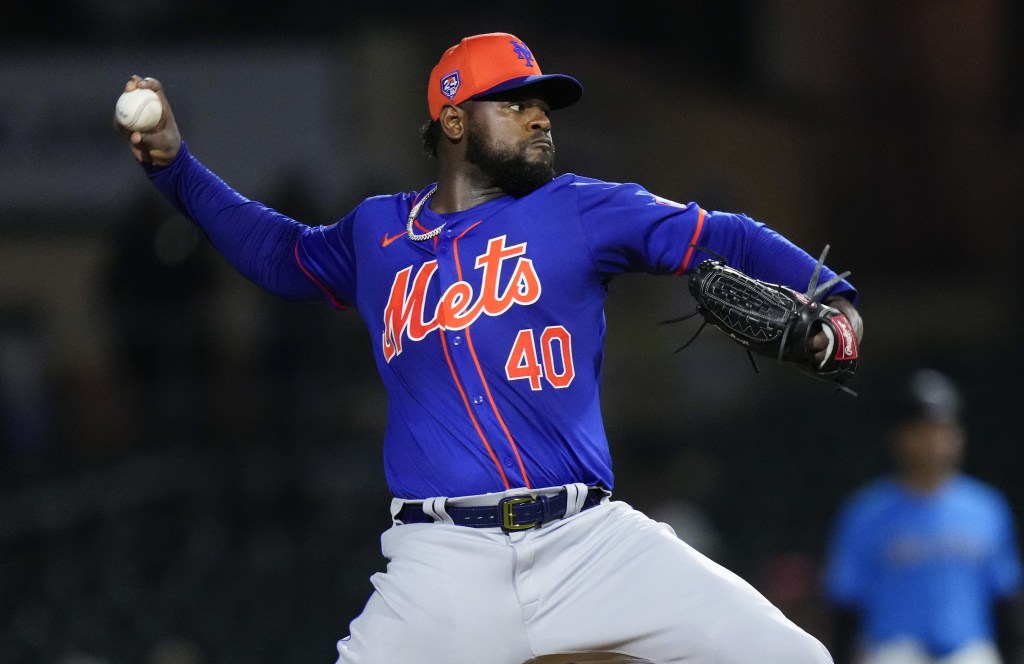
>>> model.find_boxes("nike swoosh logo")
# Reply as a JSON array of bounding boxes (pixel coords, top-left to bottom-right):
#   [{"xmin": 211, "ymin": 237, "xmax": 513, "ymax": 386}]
[{"xmin": 381, "ymin": 232, "xmax": 405, "ymax": 248}]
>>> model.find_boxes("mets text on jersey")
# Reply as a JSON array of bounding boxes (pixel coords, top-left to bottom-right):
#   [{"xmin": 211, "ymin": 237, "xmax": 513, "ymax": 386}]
[{"xmin": 381, "ymin": 235, "xmax": 542, "ymax": 362}]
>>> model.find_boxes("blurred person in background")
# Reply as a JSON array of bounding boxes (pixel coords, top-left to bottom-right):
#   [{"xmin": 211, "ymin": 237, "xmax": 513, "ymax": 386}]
[{"xmin": 824, "ymin": 369, "xmax": 1024, "ymax": 664}]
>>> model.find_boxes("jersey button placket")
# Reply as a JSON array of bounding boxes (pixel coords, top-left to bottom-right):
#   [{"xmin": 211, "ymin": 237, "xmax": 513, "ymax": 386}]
[
  {"xmin": 437, "ymin": 226, "xmax": 454, "ymax": 253},
  {"xmin": 435, "ymin": 231, "xmax": 481, "ymax": 405},
  {"xmin": 436, "ymin": 223, "xmax": 515, "ymax": 483}
]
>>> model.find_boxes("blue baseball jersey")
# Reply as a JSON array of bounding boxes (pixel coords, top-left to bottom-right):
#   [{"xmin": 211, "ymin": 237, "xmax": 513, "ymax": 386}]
[
  {"xmin": 149, "ymin": 142, "xmax": 856, "ymax": 500},
  {"xmin": 825, "ymin": 475, "xmax": 1023, "ymax": 656}
]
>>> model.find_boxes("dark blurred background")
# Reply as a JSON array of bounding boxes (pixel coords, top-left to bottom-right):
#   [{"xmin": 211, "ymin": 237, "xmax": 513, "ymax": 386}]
[{"xmin": 1, "ymin": 1, "xmax": 1022, "ymax": 662}]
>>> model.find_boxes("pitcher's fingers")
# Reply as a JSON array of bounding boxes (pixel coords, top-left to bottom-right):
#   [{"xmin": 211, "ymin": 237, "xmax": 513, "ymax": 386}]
[{"xmin": 135, "ymin": 77, "xmax": 164, "ymax": 94}]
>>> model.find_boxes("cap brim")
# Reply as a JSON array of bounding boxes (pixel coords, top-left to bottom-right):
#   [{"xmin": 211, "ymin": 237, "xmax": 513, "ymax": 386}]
[{"xmin": 471, "ymin": 74, "xmax": 583, "ymax": 110}]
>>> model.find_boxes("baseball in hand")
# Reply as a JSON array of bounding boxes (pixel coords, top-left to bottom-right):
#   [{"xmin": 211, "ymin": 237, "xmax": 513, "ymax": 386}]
[{"xmin": 115, "ymin": 88, "xmax": 162, "ymax": 132}]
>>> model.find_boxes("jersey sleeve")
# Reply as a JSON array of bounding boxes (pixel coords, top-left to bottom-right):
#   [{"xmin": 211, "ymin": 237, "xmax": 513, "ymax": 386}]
[
  {"xmin": 571, "ymin": 178, "xmax": 707, "ymax": 276},
  {"xmin": 695, "ymin": 211, "xmax": 858, "ymax": 303},
  {"xmin": 292, "ymin": 212, "xmax": 359, "ymax": 309},
  {"xmin": 145, "ymin": 141, "xmax": 326, "ymax": 302},
  {"xmin": 824, "ymin": 494, "xmax": 874, "ymax": 608},
  {"xmin": 985, "ymin": 492, "xmax": 1024, "ymax": 598},
  {"xmin": 571, "ymin": 177, "xmax": 857, "ymax": 302}
]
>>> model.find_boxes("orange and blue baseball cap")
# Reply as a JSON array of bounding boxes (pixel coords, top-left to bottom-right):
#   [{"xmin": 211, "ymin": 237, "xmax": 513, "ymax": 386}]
[{"xmin": 428, "ymin": 33, "xmax": 583, "ymax": 120}]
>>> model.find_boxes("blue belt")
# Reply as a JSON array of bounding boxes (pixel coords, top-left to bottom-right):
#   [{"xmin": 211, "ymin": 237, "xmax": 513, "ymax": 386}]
[{"xmin": 396, "ymin": 487, "xmax": 606, "ymax": 532}]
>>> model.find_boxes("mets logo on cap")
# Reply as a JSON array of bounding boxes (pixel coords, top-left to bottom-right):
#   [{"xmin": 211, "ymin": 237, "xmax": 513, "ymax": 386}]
[
  {"xmin": 440, "ymin": 70, "xmax": 461, "ymax": 100},
  {"xmin": 510, "ymin": 39, "xmax": 534, "ymax": 67}
]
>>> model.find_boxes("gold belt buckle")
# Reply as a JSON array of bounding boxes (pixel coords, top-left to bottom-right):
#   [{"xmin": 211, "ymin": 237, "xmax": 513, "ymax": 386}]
[{"xmin": 500, "ymin": 496, "xmax": 539, "ymax": 531}]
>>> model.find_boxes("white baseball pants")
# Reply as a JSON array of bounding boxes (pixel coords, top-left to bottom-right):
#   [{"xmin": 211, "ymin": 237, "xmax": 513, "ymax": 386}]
[{"xmin": 335, "ymin": 496, "xmax": 832, "ymax": 664}]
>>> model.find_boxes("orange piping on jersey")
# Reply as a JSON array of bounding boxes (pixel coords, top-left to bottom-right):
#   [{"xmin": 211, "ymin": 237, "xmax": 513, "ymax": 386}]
[
  {"xmin": 452, "ymin": 223, "xmax": 533, "ymax": 489},
  {"xmin": 463, "ymin": 326, "xmax": 532, "ymax": 488},
  {"xmin": 439, "ymin": 327, "xmax": 511, "ymax": 490},
  {"xmin": 293, "ymin": 240, "xmax": 347, "ymax": 309},
  {"xmin": 674, "ymin": 207, "xmax": 707, "ymax": 276},
  {"xmin": 412, "ymin": 218, "xmax": 441, "ymax": 251}
]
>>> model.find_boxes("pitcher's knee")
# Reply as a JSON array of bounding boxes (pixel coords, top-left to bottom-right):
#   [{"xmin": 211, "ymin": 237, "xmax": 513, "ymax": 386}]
[
  {"xmin": 792, "ymin": 631, "xmax": 833, "ymax": 664},
  {"xmin": 742, "ymin": 625, "xmax": 832, "ymax": 664}
]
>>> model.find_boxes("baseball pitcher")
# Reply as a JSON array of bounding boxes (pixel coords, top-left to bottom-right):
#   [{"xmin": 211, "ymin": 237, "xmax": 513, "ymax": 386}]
[{"xmin": 118, "ymin": 32, "xmax": 864, "ymax": 664}]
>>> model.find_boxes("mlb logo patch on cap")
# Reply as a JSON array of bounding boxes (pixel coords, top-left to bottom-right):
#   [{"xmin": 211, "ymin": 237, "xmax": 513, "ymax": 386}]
[{"xmin": 440, "ymin": 70, "xmax": 461, "ymax": 101}]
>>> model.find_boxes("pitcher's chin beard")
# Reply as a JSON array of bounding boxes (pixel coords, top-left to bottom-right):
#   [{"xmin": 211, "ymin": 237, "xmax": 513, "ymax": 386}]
[{"xmin": 465, "ymin": 132, "xmax": 556, "ymax": 198}]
